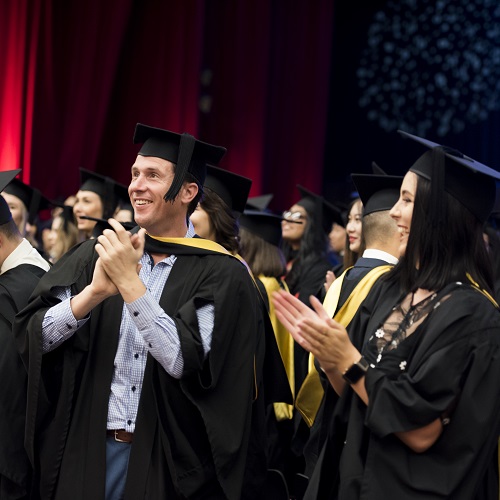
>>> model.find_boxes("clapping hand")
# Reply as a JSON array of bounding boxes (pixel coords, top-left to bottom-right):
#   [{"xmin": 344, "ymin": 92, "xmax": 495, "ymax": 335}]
[
  {"xmin": 272, "ymin": 290, "xmax": 359, "ymax": 374},
  {"xmin": 94, "ymin": 219, "xmax": 146, "ymax": 293}
]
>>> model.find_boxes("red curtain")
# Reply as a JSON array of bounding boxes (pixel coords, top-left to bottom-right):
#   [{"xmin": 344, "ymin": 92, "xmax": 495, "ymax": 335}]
[
  {"xmin": 0, "ymin": 0, "xmax": 334, "ymax": 213},
  {"xmin": 199, "ymin": 0, "xmax": 274, "ymax": 197},
  {"xmin": 29, "ymin": 0, "xmax": 208, "ymax": 201},
  {"xmin": 0, "ymin": 0, "xmax": 42, "ymax": 182},
  {"xmin": 264, "ymin": 2, "xmax": 334, "ymax": 211},
  {"xmin": 200, "ymin": 1, "xmax": 334, "ymax": 211}
]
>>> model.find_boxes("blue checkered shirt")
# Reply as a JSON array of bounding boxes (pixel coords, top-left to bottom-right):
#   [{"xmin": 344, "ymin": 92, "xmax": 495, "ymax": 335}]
[{"xmin": 41, "ymin": 223, "xmax": 214, "ymax": 432}]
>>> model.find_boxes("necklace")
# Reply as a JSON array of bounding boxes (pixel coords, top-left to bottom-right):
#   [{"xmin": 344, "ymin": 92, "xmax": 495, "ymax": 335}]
[{"xmin": 374, "ymin": 291, "xmax": 437, "ymax": 364}]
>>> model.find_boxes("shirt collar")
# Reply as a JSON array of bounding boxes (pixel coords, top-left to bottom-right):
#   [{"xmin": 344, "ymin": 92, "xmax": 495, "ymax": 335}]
[
  {"xmin": 362, "ymin": 248, "xmax": 399, "ymax": 265},
  {"xmin": 1, "ymin": 238, "xmax": 50, "ymax": 274},
  {"xmin": 186, "ymin": 219, "xmax": 195, "ymax": 238}
]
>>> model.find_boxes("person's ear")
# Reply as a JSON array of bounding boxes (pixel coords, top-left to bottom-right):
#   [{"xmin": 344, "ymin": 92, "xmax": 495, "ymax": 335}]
[{"xmin": 181, "ymin": 181, "xmax": 199, "ymax": 204}]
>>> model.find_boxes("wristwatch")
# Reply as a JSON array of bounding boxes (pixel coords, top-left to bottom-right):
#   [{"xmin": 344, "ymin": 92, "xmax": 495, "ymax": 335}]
[{"xmin": 342, "ymin": 356, "xmax": 369, "ymax": 384}]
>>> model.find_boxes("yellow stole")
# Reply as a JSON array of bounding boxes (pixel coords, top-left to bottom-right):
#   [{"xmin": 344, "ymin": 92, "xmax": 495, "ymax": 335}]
[
  {"xmin": 294, "ymin": 265, "xmax": 392, "ymax": 427},
  {"xmin": 147, "ymin": 234, "xmax": 235, "ymax": 255},
  {"xmin": 466, "ymin": 273, "xmax": 499, "ymax": 308},
  {"xmin": 258, "ymin": 276, "xmax": 295, "ymax": 421}
]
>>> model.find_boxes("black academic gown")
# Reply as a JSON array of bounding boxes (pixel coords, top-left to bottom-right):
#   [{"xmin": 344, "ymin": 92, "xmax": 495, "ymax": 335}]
[
  {"xmin": 285, "ymin": 256, "xmax": 332, "ymax": 399},
  {"xmin": 286, "ymin": 256, "xmax": 331, "ymax": 308},
  {"xmin": 14, "ymin": 238, "xmax": 280, "ymax": 500},
  {"xmin": 306, "ymin": 279, "xmax": 500, "ymax": 500},
  {"xmin": 0, "ymin": 264, "xmax": 46, "ymax": 500},
  {"xmin": 283, "ymin": 256, "xmax": 333, "ymax": 482},
  {"xmin": 304, "ymin": 256, "xmax": 391, "ymax": 476},
  {"xmin": 336, "ymin": 257, "xmax": 389, "ymax": 307}
]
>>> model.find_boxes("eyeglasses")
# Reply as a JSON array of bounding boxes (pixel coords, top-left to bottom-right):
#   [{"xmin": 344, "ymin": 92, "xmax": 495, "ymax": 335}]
[{"xmin": 282, "ymin": 211, "xmax": 307, "ymax": 223}]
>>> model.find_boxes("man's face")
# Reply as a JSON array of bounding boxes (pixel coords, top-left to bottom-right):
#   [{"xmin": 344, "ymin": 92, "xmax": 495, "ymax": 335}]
[{"xmin": 129, "ymin": 155, "xmax": 177, "ymax": 235}]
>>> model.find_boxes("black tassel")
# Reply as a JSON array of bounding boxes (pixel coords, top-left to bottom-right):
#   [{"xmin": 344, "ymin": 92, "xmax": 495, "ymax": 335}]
[{"xmin": 164, "ymin": 133, "xmax": 196, "ymax": 202}]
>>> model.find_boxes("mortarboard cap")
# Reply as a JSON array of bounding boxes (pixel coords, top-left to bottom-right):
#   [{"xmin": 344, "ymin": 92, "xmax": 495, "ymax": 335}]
[
  {"xmin": 246, "ymin": 194, "xmax": 274, "ymax": 212},
  {"xmin": 239, "ymin": 209, "xmax": 284, "ymax": 247},
  {"xmin": 399, "ymin": 130, "xmax": 500, "ymax": 223},
  {"xmin": 114, "ymin": 180, "xmax": 132, "ymax": 209},
  {"xmin": 79, "ymin": 168, "xmax": 127, "ymax": 219},
  {"xmin": 204, "ymin": 165, "xmax": 252, "ymax": 215},
  {"xmin": 296, "ymin": 185, "xmax": 344, "ymax": 232},
  {"xmin": 3, "ymin": 175, "xmax": 52, "ymax": 225},
  {"xmin": 0, "ymin": 169, "xmax": 22, "ymax": 225},
  {"xmin": 371, "ymin": 162, "xmax": 387, "ymax": 175},
  {"xmin": 78, "ymin": 215, "xmax": 136, "ymax": 232},
  {"xmin": 351, "ymin": 172, "xmax": 402, "ymax": 217},
  {"xmin": 80, "ymin": 168, "xmax": 112, "ymax": 198},
  {"xmin": 133, "ymin": 123, "xmax": 227, "ymax": 202}
]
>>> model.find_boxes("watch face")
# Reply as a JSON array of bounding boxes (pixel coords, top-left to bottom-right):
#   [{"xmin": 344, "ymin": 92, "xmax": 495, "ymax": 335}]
[{"xmin": 343, "ymin": 357, "xmax": 369, "ymax": 384}]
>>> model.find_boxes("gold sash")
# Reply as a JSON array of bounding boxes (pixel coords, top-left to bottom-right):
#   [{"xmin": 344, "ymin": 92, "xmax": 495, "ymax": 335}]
[
  {"xmin": 295, "ymin": 265, "xmax": 392, "ymax": 427},
  {"xmin": 147, "ymin": 234, "xmax": 234, "ymax": 254},
  {"xmin": 258, "ymin": 276, "xmax": 295, "ymax": 421},
  {"xmin": 466, "ymin": 272, "xmax": 499, "ymax": 308}
]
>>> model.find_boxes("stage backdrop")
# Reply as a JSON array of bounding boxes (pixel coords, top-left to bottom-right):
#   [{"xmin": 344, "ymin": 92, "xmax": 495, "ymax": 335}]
[
  {"xmin": 0, "ymin": 0, "xmax": 334, "ymax": 214},
  {"xmin": 2, "ymin": 0, "xmax": 499, "ymax": 216}
]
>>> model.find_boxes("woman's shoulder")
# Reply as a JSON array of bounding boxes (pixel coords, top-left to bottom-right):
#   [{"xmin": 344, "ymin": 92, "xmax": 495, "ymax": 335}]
[
  {"xmin": 443, "ymin": 281, "xmax": 498, "ymax": 309},
  {"xmin": 432, "ymin": 281, "xmax": 500, "ymax": 335}
]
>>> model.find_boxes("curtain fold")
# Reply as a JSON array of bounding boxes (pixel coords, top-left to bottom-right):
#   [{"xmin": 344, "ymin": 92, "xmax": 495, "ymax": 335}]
[
  {"xmin": 0, "ymin": 0, "xmax": 334, "ymax": 213},
  {"xmin": 0, "ymin": 0, "xmax": 39, "ymax": 180},
  {"xmin": 200, "ymin": 1, "xmax": 335, "ymax": 211}
]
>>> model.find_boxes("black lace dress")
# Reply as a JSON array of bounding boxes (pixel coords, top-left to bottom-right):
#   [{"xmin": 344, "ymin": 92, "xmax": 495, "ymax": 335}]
[{"xmin": 305, "ymin": 280, "xmax": 500, "ymax": 500}]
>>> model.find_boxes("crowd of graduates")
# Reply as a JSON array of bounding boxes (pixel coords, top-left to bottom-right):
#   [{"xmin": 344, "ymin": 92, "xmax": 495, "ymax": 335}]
[{"xmin": 0, "ymin": 124, "xmax": 499, "ymax": 500}]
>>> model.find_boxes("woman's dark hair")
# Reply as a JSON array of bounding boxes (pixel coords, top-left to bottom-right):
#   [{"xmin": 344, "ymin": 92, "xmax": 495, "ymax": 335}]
[
  {"xmin": 199, "ymin": 187, "xmax": 240, "ymax": 254},
  {"xmin": 484, "ymin": 223, "xmax": 500, "ymax": 300},
  {"xmin": 281, "ymin": 203, "xmax": 329, "ymax": 290},
  {"xmin": 239, "ymin": 227, "xmax": 286, "ymax": 278},
  {"xmin": 342, "ymin": 198, "xmax": 363, "ymax": 269},
  {"xmin": 389, "ymin": 175, "xmax": 494, "ymax": 295}
]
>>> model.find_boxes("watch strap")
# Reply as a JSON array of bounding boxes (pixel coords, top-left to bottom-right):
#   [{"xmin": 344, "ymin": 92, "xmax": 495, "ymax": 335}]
[{"xmin": 342, "ymin": 356, "xmax": 369, "ymax": 384}]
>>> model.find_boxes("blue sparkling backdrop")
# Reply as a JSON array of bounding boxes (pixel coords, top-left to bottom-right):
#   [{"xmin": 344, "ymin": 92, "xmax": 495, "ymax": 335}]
[{"xmin": 357, "ymin": 0, "xmax": 500, "ymax": 136}]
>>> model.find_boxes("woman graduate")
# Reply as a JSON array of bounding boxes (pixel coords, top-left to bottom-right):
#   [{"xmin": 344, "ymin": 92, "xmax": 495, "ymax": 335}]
[
  {"xmin": 189, "ymin": 164, "xmax": 251, "ymax": 254},
  {"xmin": 280, "ymin": 186, "xmax": 346, "ymax": 486},
  {"xmin": 273, "ymin": 131, "xmax": 500, "ymax": 499},
  {"xmin": 73, "ymin": 169, "xmax": 125, "ymax": 240}
]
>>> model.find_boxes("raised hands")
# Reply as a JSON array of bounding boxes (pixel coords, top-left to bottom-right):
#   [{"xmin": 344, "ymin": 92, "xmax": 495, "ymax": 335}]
[
  {"xmin": 324, "ymin": 269, "xmax": 336, "ymax": 293},
  {"xmin": 93, "ymin": 219, "xmax": 147, "ymax": 302},
  {"xmin": 91, "ymin": 256, "xmax": 119, "ymax": 298},
  {"xmin": 272, "ymin": 290, "xmax": 360, "ymax": 375}
]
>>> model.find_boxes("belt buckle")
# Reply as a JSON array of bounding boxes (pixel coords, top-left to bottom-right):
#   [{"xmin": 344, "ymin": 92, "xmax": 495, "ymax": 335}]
[{"xmin": 114, "ymin": 430, "xmax": 128, "ymax": 443}]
